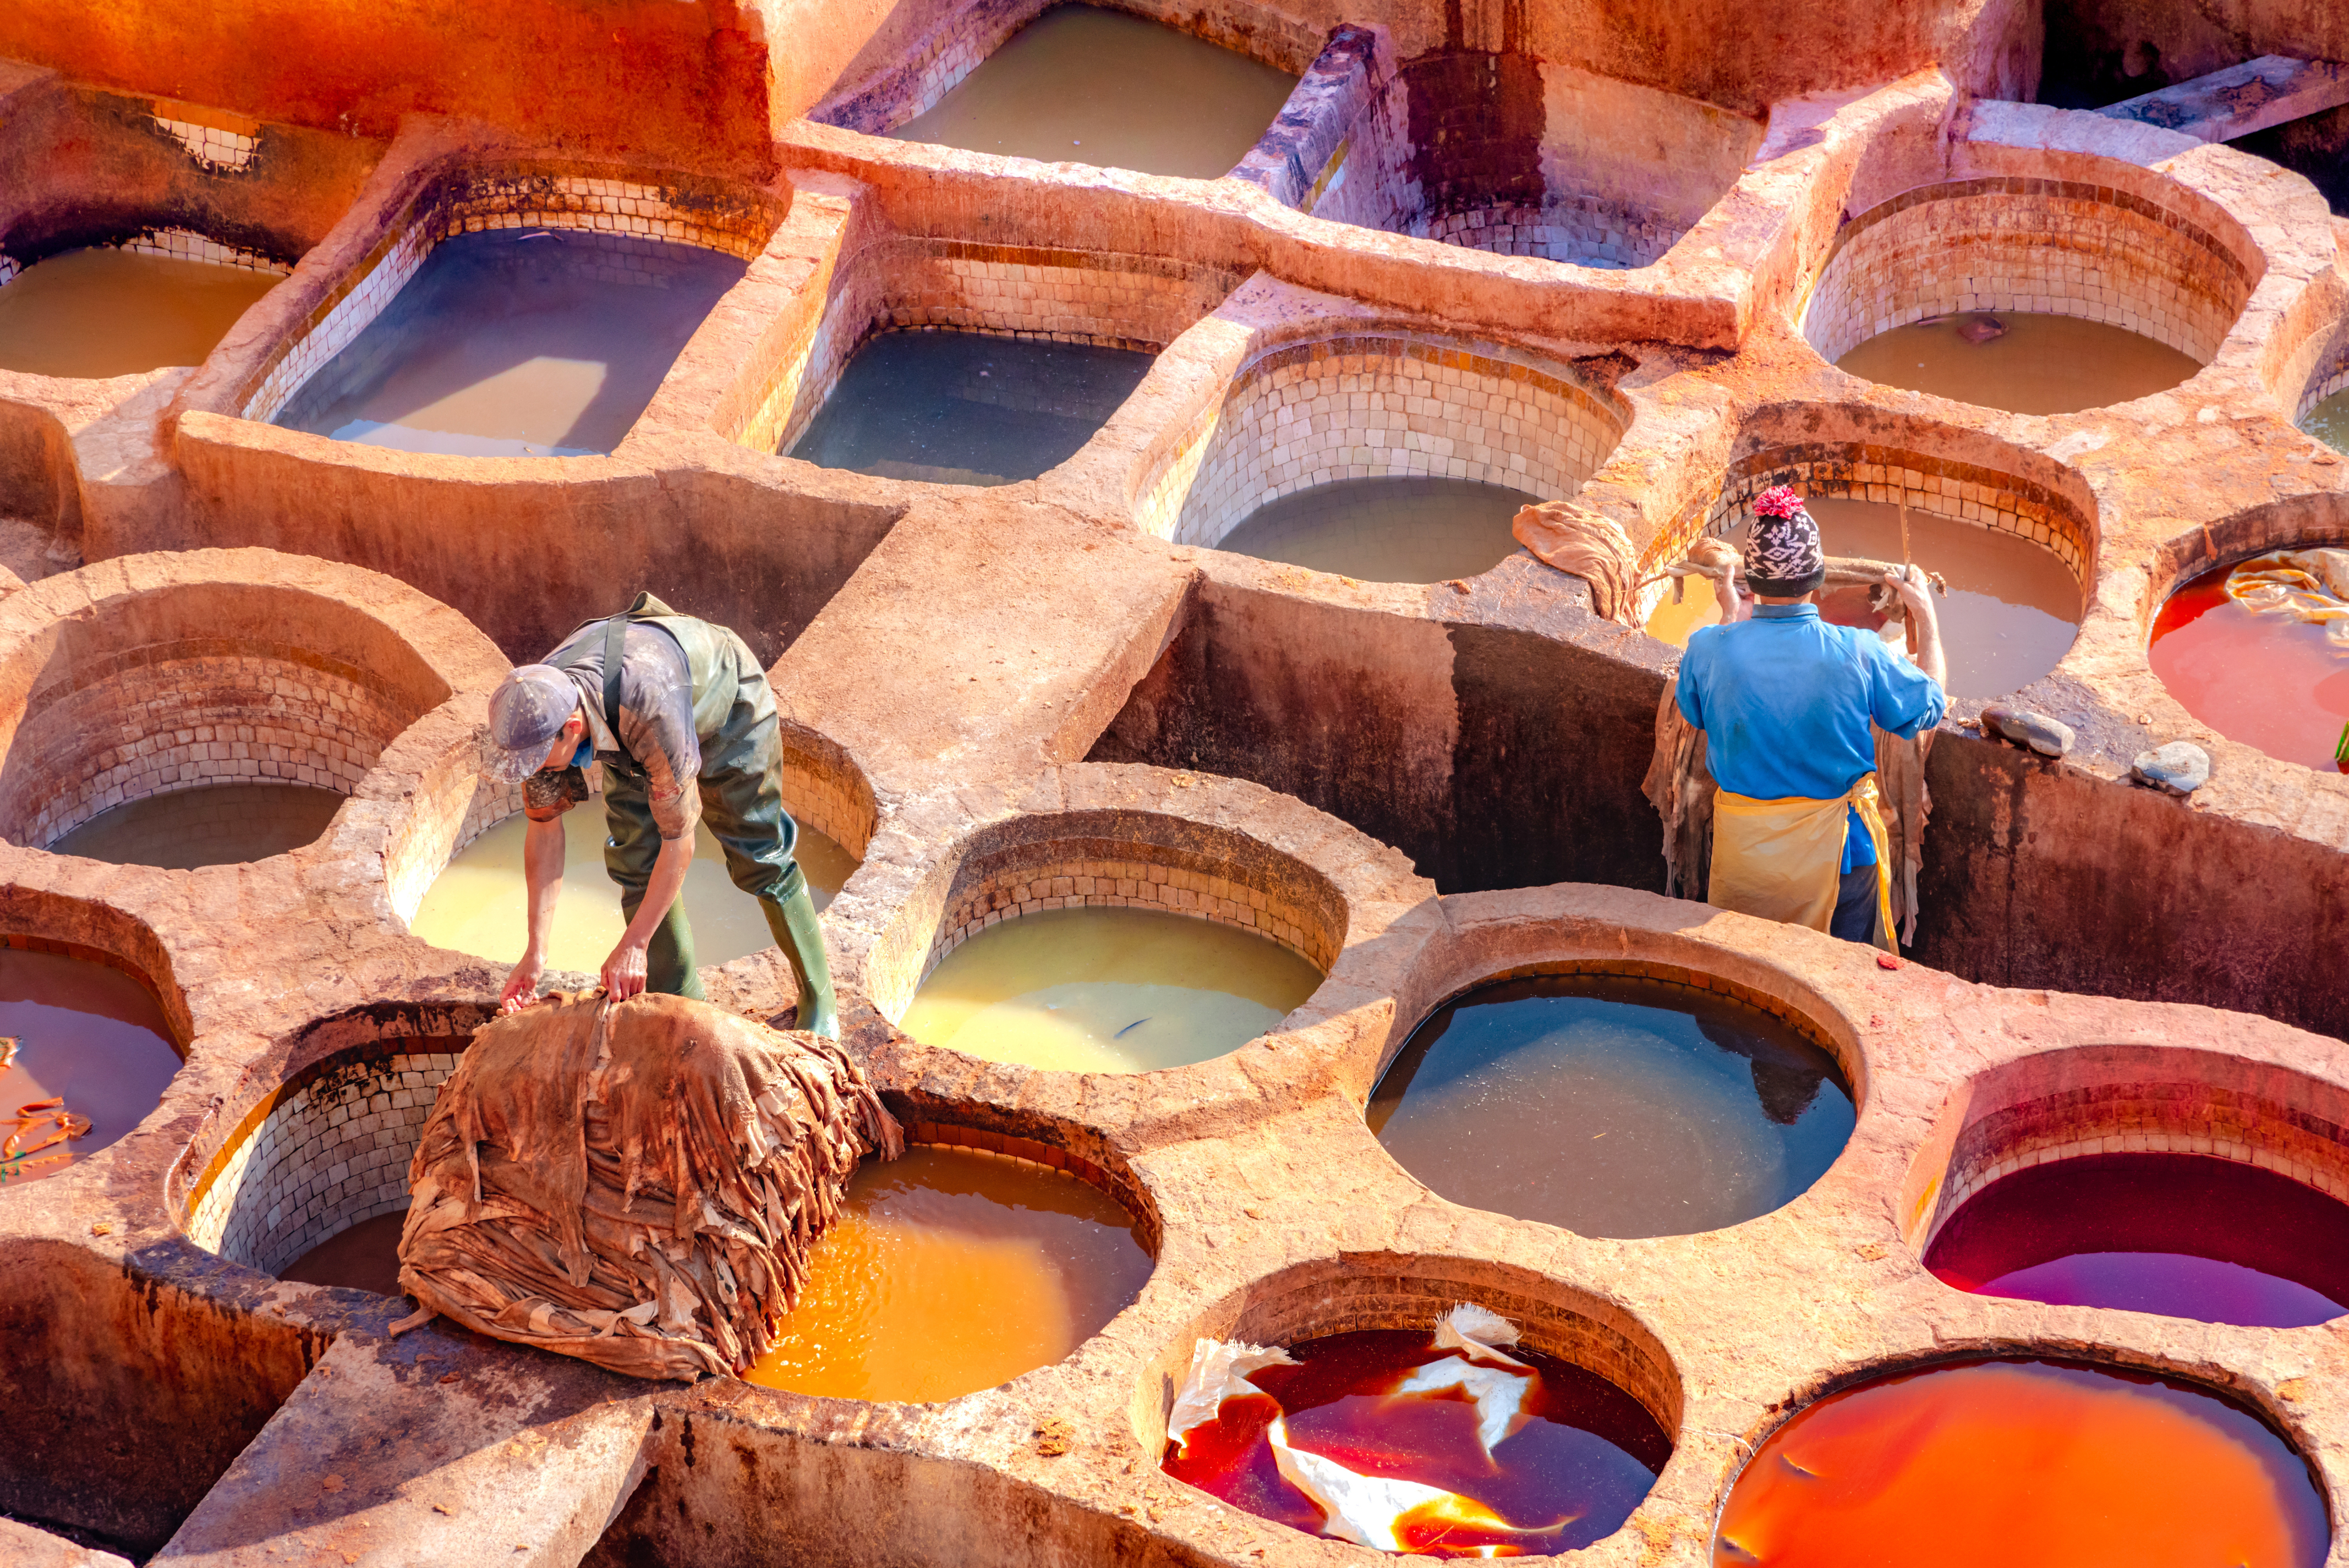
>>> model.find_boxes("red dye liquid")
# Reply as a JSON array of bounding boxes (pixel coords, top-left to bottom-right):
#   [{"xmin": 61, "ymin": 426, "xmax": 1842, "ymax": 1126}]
[
  {"xmin": 1164, "ymin": 1329, "xmax": 1669, "ymax": 1557},
  {"xmin": 2149, "ymin": 563, "xmax": 2349, "ymax": 770},
  {"xmin": 1714, "ymin": 1358, "xmax": 2328, "ymax": 1568},
  {"xmin": 1925, "ymin": 1152, "xmax": 2349, "ymax": 1327}
]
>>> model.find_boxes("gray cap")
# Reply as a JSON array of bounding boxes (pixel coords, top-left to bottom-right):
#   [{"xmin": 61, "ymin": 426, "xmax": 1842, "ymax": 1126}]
[{"xmin": 483, "ymin": 665, "xmax": 581, "ymax": 783}]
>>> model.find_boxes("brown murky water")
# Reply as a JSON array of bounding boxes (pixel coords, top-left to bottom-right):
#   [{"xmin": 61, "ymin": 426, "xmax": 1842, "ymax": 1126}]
[
  {"xmin": 411, "ymin": 814, "xmax": 859, "ymax": 973},
  {"xmin": 274, "ymin": 229, "xmax": 744, "ymax": 457},
  {"xmin": 898, "ymin": 906, "xmax": 1324, "ymax": 1072},
  {"xmin": 279, "ymin": 1211, "xmax": 409, "ymax": 1296},
  {"xmin": 891, "ymin": 5, "xmax": 1298, "ymax": 179},
  {"xmin": 1215, "ymin": 477, "xmax": 1540, "ymax": 583},
  {"xmin": 1834, "ymin": 311, "xmax": 2199, "ymax": 415},
  {"xmin": 0, "ymin": 249, "xmax": 280, "ymax": 378},
  {"xmin": 1368, "ymin": 974, "xmax": 1854, "ymax": 1239},
  {"xmin": 48, "ymin": 783, "xmax": 345, "ymax": 869},
  {"xmin": 1642, "ymin": 497, "xmax": 2083, "ymax": 698},
  {"xmin": 0, "ymin": 949, "xmax": 179, "ymax": 1184},
  {"xmin": 2304, "ymin": 388, "xmax": 2349, "ymax": 456},
  {"xmin": 746, "ymin": 1145, "xmax": 1153, "ymax": 1402}
]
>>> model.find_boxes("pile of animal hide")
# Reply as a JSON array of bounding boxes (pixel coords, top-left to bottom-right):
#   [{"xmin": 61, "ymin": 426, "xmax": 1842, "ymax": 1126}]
[{"xmin": 392, "ymin": 990, "xmax": 901, "ymax": 1380}]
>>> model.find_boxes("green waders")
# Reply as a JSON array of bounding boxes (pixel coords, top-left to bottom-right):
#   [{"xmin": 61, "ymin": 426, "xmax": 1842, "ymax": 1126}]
[{"xmin": 553, "ymin": 594, "xmax": 840, "ymax": 1036}]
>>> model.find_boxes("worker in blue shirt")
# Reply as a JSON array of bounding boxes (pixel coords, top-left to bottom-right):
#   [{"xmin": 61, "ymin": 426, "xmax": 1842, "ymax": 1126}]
[{"xmin": 1676, "ymin": 486, "xmax": 1947, "ymax": 950}]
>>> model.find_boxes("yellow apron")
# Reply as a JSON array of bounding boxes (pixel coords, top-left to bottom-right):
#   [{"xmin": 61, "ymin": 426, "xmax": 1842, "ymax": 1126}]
[{"xmin": 1708, "ymin": 774, "xmax": 1897, "ymax": 953}]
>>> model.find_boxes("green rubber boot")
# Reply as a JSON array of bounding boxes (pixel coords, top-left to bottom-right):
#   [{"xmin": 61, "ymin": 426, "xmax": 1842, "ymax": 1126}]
[
  {"xmin": 761, "ymin": 881, "xmax": 838, "ymax": 1038},
  {"xmin": 623, "ymin": 890, "xmax": 704, "ymax": 1001}
]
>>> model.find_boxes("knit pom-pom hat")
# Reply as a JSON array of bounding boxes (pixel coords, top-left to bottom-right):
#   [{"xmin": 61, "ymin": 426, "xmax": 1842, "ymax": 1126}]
[{"xmin": 1743, "ymin": 485, "xmax": 1825, "ymax": 596}]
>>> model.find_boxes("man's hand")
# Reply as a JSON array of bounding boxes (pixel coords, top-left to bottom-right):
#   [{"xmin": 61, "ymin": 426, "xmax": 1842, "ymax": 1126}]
[
  {"xmin": 500, "ymin": 952, "xmax": 546, "ymax": 1014},
  {"xmin": 1884, "ymin": 565, "xmax": 1937, "ymax": 623},
  {"xmin": 602, "ymin": 937, "xmax": 650, "ymax": 1002}
]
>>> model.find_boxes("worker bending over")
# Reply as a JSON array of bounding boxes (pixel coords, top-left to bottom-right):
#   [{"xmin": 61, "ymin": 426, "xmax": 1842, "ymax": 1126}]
[
  {"xmin": 480, "ymin": 592, "xmax": 837, "ymax": 1033},
  {"xmin": 1675, "ymin": 486, "xmax": 1947, "ymax": 949}
]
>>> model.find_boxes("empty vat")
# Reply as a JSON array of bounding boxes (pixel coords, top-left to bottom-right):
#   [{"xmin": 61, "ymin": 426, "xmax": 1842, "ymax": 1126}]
[
  {"xmin": 1216, "ymin": 477, "xmax": 1539, "ymax": 583},
  {"xmin": 1714, "ymin": 1358, "xmax": 2327, "ymax": 1567},
  {"xmin": 747, "ymin": 1138, "xmax": 1153, "ymax": 1402},
  {"xmin": 0, "ymin": 243, "xmax": 283, "ymax": 378},
  {"xmin": 47, "ymin": 781, "xmax": 344, "ymax": 868},
  {"xmin": 273, "ymin": 229, "xmax": 744, "ymax": 457},
  {"xmin": 899, "ymin": 906, "xmax": 1322, "ymax": 1072},
  {"xmin": 1163, "ymin": 1320, "xmax": 1670, "ymax": 1555},
  {"xmin": 2152, "ymin": 556, "xmax": 2349, "ymax": 769},
  {"xmin": 1833, "ymin": 311, "xmax": 2199, "ymax": 415},
  {"xmin": 787, "ymin": 330, "xmax": 1153, "ymax": 485},
  {"xmin": 1645, "ymin": 497, "xmax": 2084, "ymax": 699},
  {"xmin": 0, "ymin": 947, "xmax": 179, "ymax": 1184},
  {"xmin": 409, "ymin": 813, "xmax": 859, "ymax": 972},
  {"xmin": 1369, "ymin": 973, "xmax": 1853, "ymax": 1238},
  {"xmin": 888, "ymin": 5, "xmax": 1297, "ymax": 179},
  {"xmin": 1925, "ymin": 1152, "xmax": 2349, "ymax": 1327}
]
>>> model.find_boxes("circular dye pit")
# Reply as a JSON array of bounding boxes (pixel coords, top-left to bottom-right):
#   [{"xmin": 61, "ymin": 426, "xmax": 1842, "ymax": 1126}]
[
  {"xmin": 0, "ymin": 248, "xmax": 280, "ymax": 378},
  {"xmin": 1925, "ymin": 1152, "xmax": 2349, "ymax": 1327},
  {"xmin": 0, "ymin": 947, "xmax": 178, "ymax": 1185},
  {"xmin": 1644, "ymin": 497, "xmax": 2082, "ymax": 697},
  {"xmin": 898, "ymin": 905, "xmax": 1324, "ymax": 1072},
  {"xmin": 1833, "ymin": 312, "xmax": 2199, "ymax": 415},
  {"xmin": 747, "ymin": 1144, "xmax": 1153, "ymax": 1402},
  {"xmin": 887, "ymin": 4, "xmax": 1298, "ymax": 179},
  {"xmin": 2151, "ymin": 558, "xmax": 2349, "ymax": 770},
  {"xmin": 47, "ymin": 782, "xmax": 345, "ymax": 869},
  {"xmin": 1215, "ymin": 477, "xmax": 1540, "ymax": 584},
  {"xmin": 2305, "ymin": 388, "xmax": 2349, "ymax": 456},
  {"xmin": 1369, "ymin": 974, "xmax": 1854, "ymax": 1238},
  {"xmin": 1714, "ymin": 1358, "xmax": 2327, "ymax": 1568},
  {"xmin": 410, "ymin": 814, "xmax": 858, "ymax": 972},
  {"xmin": 1164, "ymin": 1326, "xmax": 1671, "ymax": 1557},
  {"xmin": 279, "ymin": 1212, "xmax": 408, "ymax": 1297},
  {"xmin": 273, "ymin": 229, "xmax": 747, "ymax": 458},
  {"xmin": 788, "ymin": 330, "xmax": 1154, "ymax": 486}
]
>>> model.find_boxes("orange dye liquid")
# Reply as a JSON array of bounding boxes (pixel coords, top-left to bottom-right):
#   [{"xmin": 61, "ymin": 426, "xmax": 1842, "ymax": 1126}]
[
  {"xmin": 746, "ymin": 1145, "xmax": 1152, "ymax": 1402},
  {"xmin": 1165, "ymin": 1329, "xmax": 1669, "ymax": 1557},
  {"xmin": 2149, "ymin": 562, "xmax": 2349, "ymax": 770},
  {"xmin": 1714, "ymin": 1358, "xmax": 2327, "ymax": 1568}
]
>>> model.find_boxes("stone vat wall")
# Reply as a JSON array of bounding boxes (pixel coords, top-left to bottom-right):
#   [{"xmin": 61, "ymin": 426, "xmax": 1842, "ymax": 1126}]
[
  {"xmin": 1148, "ymin": 332, "xmax": 1626, "ymax": 547},
  {"xmin": 1801, "ymin": 175, "xmax": 2257, "ymax": 365}
]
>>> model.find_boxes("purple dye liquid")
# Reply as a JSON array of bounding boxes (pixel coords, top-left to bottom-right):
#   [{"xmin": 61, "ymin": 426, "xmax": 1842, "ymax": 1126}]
[{"xmin": 1925, "ymin": 1152, "xmax": 2349, "ymax": 1328}]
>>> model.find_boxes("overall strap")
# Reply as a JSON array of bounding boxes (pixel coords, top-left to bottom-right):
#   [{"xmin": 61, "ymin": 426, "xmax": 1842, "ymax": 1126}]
[{"xmin": 600, "ymin": 595, "xmax": 659, "ymax": 740}]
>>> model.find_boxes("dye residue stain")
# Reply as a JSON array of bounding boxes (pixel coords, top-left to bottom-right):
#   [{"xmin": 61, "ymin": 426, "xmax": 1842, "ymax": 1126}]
[
  {"xmin": 0, "ymin": 249, "xmax": 280, "ymax": 378},
  {"xmin": 897, "ymin": 906, "xmax": 1324, "ymax": 1072},
  {"xmin": 48, "ymin": 783, "xmax": 345, "ymax": 869},
  {"xmin": 747, "ymin": 1145, "xmax": 1152, "ymax": 1402},
  {"xmin": 409, "ymin": 814, "xmax": 857, "ymax": 973},
  {"xmin": 1833, "ymin": 311, "xmax": 2199, "ymax": 415},
  {"xmin": 1644, "ymin": 498, "xmax": 2082, "ymax": 699},
  {"xmin": 280, "ymin": 1210, "xmax": 410, "ymax": 1297},
  {"xmin": 1714, "ymin": 1358, "xmax": 2328, "ymax": 1568},
  {"xmin": 1165, "ymin": 1329, "xmax": 1669, "ymax": 1557},
  {"xmin": 2151, "ymin": 561, "xmax": 2349, "ymax": 770},
  {"xmin": 274, "ymin": 229, "xmax": 744, "ymax": 457},
  {"xmin": 1216, "ymin": 477, "xmax": 1540, "ymax": 584},
  {"xmin": 789, "ymin": 331, "xmax": 1153, "ymax": 485},
  {"xmin": 890, "ymin": 4, "xmax": 1298, "ymax": 179},
  {"xmin": 1925, "ymin": 1152, "xmax": 2349, "ymax": 1328},
  {"xmin": 0, "ymin": 949, "xmax": 178, "ymax": 1184},
  {"xmin": 1369, "ymin": 975, "xmax": 1853, "ymax": 1238}
]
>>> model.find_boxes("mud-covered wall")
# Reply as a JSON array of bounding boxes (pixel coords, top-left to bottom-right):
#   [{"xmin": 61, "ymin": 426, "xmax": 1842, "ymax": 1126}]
[
  {"xmin": 2039, "ymin": 0, "xmax": 2349, "ymax": 108},
  {"xmin": 1087, "ymin": 580, "xmax": 1667, "ymax": 898},
  {"xmin": 0, "ymin": 1240, "xmax": 319, "ymax": 1555}
]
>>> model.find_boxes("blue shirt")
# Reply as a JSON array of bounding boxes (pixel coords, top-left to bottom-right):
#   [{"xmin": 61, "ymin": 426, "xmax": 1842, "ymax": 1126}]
[{"xmin": 1676, "ymin": 604, "xmax": 1947, "ymax": 872}]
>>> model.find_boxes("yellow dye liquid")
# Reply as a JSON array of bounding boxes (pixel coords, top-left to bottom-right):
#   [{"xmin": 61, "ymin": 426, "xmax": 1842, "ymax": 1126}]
[
  {"xmin": 0, "ymin": 249, "xmax": 280, "ymax": 378},
  {"xmin": 898, "ymin": 905, "xmax": 1324, "ymax": 1072},
  {"xmin": 746, "ymin": 1145, "xmax": 1153, "ymax": 1402},
  {"xmin": 409, "ymin": 812, "xmax": 857, "ymax": 972}
]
